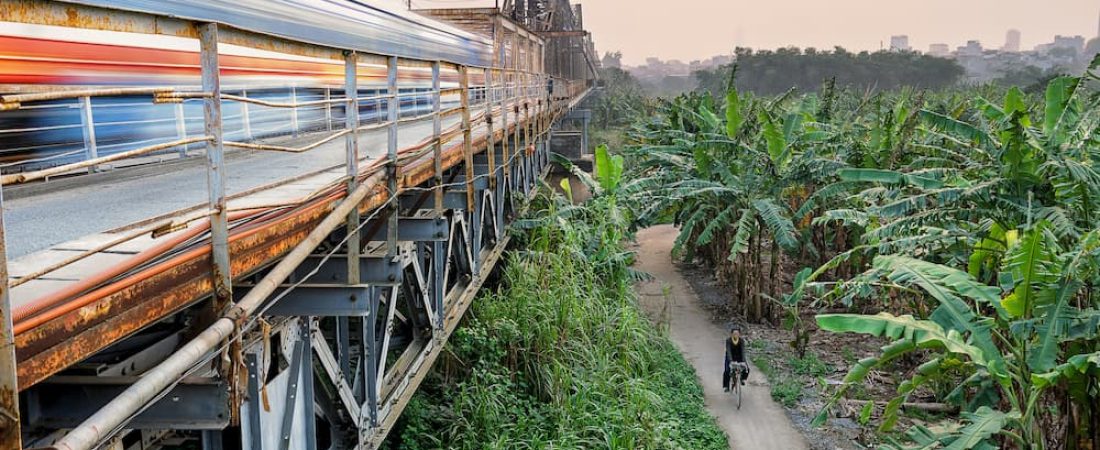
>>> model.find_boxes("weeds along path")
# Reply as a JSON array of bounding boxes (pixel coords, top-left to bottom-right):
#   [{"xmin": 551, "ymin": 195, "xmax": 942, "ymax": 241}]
[{"xmin": 634, "ymin": 225, "xmax": 808, "ymax": 450}]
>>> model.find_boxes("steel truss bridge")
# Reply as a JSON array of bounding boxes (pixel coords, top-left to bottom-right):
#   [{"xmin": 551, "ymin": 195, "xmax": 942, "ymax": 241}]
[{"xmin": 0, "ymin": 1, "xmax": 597, "ymax": 449}]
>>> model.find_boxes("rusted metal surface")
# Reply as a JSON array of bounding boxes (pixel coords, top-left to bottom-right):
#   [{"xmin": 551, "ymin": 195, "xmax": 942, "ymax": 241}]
[
  {"xmin": 0, "ymin": 0, "xmax": 196, "ymax": 37},
  {"xmin": 346, "ymin": 52, "xmax": 363, "ymax": 288},
  {"xmin": 15, "ymin": 200, "xmax": 330, "ymax": 387},
  {"xmin": 417, "ymin": 8, "xmax": 544, "ymax": 71},
  {"xmin": 0, "ymin": 188, "xmax": 21, "ymax": 450},
  {"xmin": 432, "ymin": 62, "xmax": 443, "ymax": 213},
  {"xmin": 386, "ymin": 56, "xmax": 400, "ymax": 260},
  {"xmin": 413, "ymin": 8, "xmax": 497, "ymax": 38},
  {"xmin": 200, "ymin": 23, "xmax": 233, "ymax": 310},
  {"xmin": 217, "ymin": 27, "xmax": 350, "ymax": 63},
  {"xmin": 484, "ymin": 69, "xmax": 496, "ymax": 190},
  {"xmin": 459, "ymin": 67, "xmax": 475, "ymax": 211},
  {"xmin": 1, "ymin": 88, "xmax": 173, "ymax": 106}
]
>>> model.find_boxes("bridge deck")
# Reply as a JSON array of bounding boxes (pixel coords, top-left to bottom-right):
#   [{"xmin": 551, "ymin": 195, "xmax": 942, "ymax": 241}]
[
  {"xmin": 7, "ymin": 115, "xmax": 466, "ymax": 308},
  {"xmin": 6, "ymin": 116, "xmax": 448, "ymax": 259}
]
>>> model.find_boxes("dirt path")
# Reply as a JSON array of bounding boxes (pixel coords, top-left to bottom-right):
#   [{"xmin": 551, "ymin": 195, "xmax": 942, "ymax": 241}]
[{"xmin": 633, "ymin": 225, "xmax": 808, "ymax": 450}]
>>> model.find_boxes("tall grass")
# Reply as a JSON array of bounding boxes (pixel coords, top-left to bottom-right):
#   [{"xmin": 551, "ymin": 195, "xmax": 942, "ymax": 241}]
[{"xmin": 390, "ymin": 183, "xmax": 727, "ymax": 449}]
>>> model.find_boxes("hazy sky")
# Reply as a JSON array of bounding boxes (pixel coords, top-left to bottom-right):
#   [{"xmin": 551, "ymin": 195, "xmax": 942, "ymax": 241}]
[{"xmin": 578, "ymin": 0, "xmax": 1099, "ymax": 65}]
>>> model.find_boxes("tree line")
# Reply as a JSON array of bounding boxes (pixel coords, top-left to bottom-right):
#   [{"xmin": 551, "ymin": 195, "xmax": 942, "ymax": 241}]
[{"xmin": 694, "ymin": 47, "xmax": 966, "ymax": 96}]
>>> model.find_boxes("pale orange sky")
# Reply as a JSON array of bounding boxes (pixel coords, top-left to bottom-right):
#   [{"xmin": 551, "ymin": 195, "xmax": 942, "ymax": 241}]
[
  {"xmin": 580, "ymin": 0, "xmax": 1098, "ymax": 65},
  {"xmin": 411, "ymin": 0, "xmax": 1098, "ymax": 65}
]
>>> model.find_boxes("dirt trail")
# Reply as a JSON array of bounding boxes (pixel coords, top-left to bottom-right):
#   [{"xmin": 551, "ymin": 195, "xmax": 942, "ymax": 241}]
[{"xmin": 633, "ymin": 225, "xmax": 808, "ymax": 450}]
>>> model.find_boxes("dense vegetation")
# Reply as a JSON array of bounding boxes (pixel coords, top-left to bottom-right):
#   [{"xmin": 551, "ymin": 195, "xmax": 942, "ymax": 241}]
[
  {"xmin": 588, "ymin": 67, "xmax": 653, "ymax": 152},
  {"xmin": 592, "ymin": 67, "xmax": 648, "ymax": 129},
  {"xmin": 390, "ymin": 153, "xmax": 727, "ymax": 449},
  {"xmin": 622, "ymin": 56, "xmax": 1100, "ymax": 448},
  {"xmin": 694, "ymin": 47, "xmax": 965, "ymax": 95}
]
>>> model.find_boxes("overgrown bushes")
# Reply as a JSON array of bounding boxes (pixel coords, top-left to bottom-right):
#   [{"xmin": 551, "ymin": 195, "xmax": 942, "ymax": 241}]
[{"xmin": 390, "ymin": 161, "xmax": 727, "ymax": 449}]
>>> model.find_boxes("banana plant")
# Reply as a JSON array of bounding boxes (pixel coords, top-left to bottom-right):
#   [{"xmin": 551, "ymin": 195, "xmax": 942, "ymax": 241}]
[
  {"xmin": 811, "ymin": 61, "xmax": 1100, "ymax": 278},
  {"xmin": 551, "ymin": 144, "xmax": 624, "ymax": 198},
  {"xmin": 813, "ymin": 222, "xmax": 1100, "ymax": 448},
  {"xmin": 621, "ymin": 72, "xmax": 866, "ymax": 322}
]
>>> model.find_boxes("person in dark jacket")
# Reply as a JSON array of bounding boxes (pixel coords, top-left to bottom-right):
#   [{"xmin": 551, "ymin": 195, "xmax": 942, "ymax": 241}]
[{"xmin": 723, "ymin": 325, "xmax": 749, "ymax": 391}]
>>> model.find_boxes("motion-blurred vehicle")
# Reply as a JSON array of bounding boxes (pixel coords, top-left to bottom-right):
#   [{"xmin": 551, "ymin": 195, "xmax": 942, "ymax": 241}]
[{"xmin": 0, "ymin": 0, "xmax": 495, "ymax": 171}]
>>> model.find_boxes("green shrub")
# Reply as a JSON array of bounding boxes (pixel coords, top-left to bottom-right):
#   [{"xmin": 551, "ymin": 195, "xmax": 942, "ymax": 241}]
[
  {"xmin": 393, "ymin": 174, "xmax": 727, "ymax": 449},
  {"xmin": 771, "ymin": 378, "xmax": 804, "ymax": 408},
  {"xmin": 789, "ymin": 354, "xmax": 831, "ymax": 378}
]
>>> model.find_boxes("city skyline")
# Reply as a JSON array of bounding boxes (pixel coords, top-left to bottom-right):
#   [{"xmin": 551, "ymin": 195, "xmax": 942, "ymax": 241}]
[{"xmin": 578, "ymin": 0, "xmax": 1097, "ymax": 66}]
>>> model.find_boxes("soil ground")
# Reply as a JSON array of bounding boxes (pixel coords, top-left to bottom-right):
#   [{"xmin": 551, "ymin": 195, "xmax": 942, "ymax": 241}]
[
  {"xmin": 678, "ymin": 259, "xmax": 885, "ymax": 450},
  {"xmin": 633, "ymin": 225, "xmax": 809, "ymax": 450}
]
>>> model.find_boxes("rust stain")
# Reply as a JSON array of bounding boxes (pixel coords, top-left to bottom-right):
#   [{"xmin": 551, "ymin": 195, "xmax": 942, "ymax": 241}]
[
  {"xmin": 63, "ymin": 6, "xmax": 78, "ymax": 24},
  {"xmin": 0, "ymin": 384, "xmax": 18, "ymax": 449},
  {"xmin": 16, "ymin": 208, "xmax": 327, "ymax": 388},
  {"xmin": 218, "ymin": 28, "xmax": 342, "ymax": 61},
  {"xmin": 1, "ymin": 1, "xmax": 125, "ymax": 31}
]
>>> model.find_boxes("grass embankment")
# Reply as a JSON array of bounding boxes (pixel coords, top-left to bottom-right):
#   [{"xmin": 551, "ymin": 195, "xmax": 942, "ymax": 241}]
[{"xmin": 389, "ymin": 187, "xmax": 727, "ymax": 449}]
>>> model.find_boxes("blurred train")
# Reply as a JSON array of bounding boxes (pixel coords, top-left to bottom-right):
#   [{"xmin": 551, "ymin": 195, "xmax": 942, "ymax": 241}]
[{"xmin": 0, "ymin": 0, "xmax": 500, "ymax": 171}]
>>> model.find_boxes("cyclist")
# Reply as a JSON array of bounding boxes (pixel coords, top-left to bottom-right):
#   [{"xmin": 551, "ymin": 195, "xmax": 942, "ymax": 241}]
[{"xmin": 723, "ymin": 325, "xmax": 749, "ymax": 391}]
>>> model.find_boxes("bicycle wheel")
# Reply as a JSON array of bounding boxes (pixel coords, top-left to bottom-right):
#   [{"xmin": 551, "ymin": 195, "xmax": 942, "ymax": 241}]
[{"xmin": 735, "ymin": 371, "xmax": 743, "ymax": 409}]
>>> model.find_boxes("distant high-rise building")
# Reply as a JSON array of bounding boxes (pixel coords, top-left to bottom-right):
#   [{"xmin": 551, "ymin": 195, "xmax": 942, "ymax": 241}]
[
  {"xmin": 928, "ymin": 43, "xmax": 951, "ymax": 57},
  {"xmin": 1003, "ymin": 29, "xmax": 1021, "ymax": 52},
  {"xmin": 1042, "ymin": 35, "xmax": 1086, "ymax": 55},
  {"xmin": 890, "ymin": 35, "xmax": 911, "ymax": 52}
]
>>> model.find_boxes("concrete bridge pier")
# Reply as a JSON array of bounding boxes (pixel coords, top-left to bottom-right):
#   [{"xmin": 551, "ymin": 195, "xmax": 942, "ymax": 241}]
[
  {"xmin": 548, "ymin": 109, "xmax": 593, "ymax": 203},
  {"xmin": 550, "ymin": 109, "xmax": 592, "ymax": 166}
]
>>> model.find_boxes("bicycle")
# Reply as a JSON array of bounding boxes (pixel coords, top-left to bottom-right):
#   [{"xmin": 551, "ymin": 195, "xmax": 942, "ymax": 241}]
[{"xmin": 727, "ymin": 361, "xmax": 747, "ymax": 410}]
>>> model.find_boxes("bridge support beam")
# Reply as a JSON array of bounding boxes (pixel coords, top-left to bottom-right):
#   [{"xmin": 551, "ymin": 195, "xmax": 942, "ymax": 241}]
[
  {"xmin": 199, "ymin": 23, "xmax": 232, "ymax": 306},
  {"xmin": 261, "ymin": 286, "xmax": 373, "ymax": 317},
  {"xmin": 78, "ymin": 96, "xmax": 99, "ymax": 174},
  {"xmin": 345, "ymin": 51, "xmax": 363, "ymax": 291},
  {"xmin": 0, "ymin": 187, "xmax": 19, "ymax": 450},
  {"xmin": 293, "ymin": 255, "xmax": 402, "ymax": 286},
  {"xmin": 26, "ymin": 379, "xmax": 229, "ymax": 430},
  {"xmin": 241, "ymin": 325, "xmax": 312, "ymax": 450}
]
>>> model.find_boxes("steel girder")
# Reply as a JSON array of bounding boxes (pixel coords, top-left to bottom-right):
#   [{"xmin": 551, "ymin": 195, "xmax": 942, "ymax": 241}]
[{"xmin": 224, "ymin": 137, "xmax": 549, "ymax": 450}]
